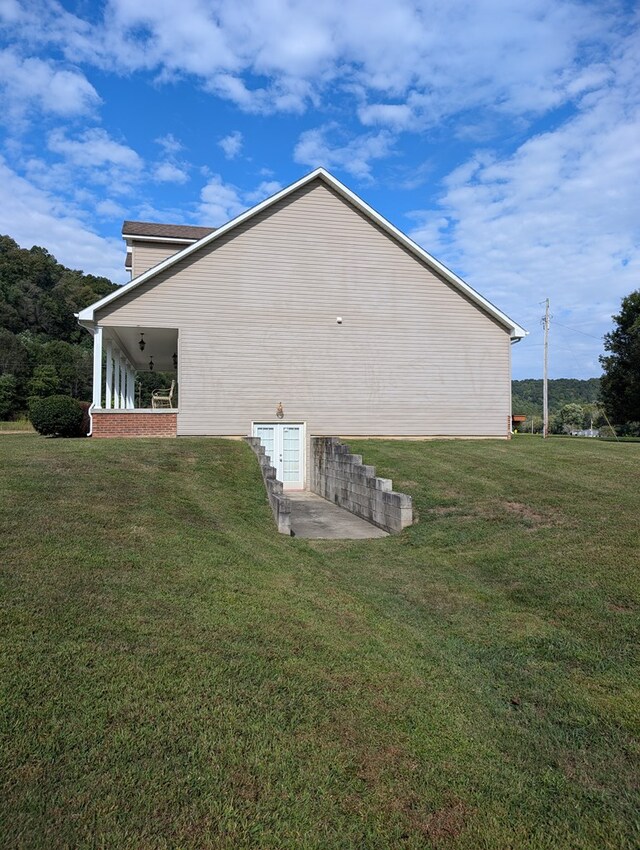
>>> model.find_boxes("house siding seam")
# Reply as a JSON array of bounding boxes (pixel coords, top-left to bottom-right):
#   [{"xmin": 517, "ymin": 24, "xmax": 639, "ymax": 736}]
[
  {"xmin": 92, "ymin": 412, "xmax": 177, "ymax": 438},
  {"xmin": 98, "ymin": 179, "xmax": 511, "ymax": 439}
]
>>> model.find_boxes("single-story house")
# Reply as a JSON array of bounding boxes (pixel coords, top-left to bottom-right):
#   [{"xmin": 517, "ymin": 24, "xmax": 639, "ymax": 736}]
[{"xmin": 77, "ymin": 167, "xmax": 526, "ymax": 488}]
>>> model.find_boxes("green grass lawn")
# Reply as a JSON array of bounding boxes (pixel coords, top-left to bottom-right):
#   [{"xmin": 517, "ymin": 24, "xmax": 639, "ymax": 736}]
[
  {"xmin": 1, "ymin": 435, "xmax": 638, "ymax": 849},
  {"xmin": 0, "ymin": 419, "xmax": 34, "ymax": 432}
]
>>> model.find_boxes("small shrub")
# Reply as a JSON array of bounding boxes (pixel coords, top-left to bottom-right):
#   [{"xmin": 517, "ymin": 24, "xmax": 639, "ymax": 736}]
[
  {"xmin": 599, "ymin": 425, "xmax": 618, "ymax": 438},
  {"xmin": 29, "ymin": 395, "xmax": 85, "ymax": 438},
  {"xmin": 78, "ymin": 401, "xmax": 91, "ymax": 437}
]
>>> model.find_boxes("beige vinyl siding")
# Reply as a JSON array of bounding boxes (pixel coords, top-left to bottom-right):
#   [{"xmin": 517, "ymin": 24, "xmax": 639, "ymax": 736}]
[
  {"xmin": 131, "ymin": 241, "xmax": 189, "ymax": 278},
  {"xmin": 98, "ymin": 180, "xmax": 512, "ymax": 437}
]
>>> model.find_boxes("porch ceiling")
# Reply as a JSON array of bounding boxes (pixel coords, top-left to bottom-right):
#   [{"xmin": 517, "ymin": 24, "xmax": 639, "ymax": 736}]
[{"xmin": 105, "ymin": 326, "xmax": 178, "ymax": 372}]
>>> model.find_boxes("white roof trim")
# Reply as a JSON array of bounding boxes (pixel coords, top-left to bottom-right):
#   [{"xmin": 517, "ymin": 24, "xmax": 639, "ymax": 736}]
[
  {"xmin": 122, "ymin": 234, "xmax": 199, "ymax": 244},
  {"xmin": 79, "ymin": 168, "xmax": 527, "ymax": 338}
]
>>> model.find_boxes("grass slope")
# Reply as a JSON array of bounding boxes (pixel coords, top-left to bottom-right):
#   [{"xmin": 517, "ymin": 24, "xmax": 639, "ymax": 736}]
[{"xmin": 1, "ymin": 435, "xmax": 638, "ymax": 849}]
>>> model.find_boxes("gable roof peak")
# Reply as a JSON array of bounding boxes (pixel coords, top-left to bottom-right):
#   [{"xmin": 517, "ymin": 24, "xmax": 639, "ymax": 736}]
[{"xmin": 78, "ymin": 168, "xmax": 526, "ymax": 339}]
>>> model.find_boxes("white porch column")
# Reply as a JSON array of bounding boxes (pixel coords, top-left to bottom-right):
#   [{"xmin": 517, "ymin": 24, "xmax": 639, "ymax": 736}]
[
  {"xmin": 124, "ymin": 365, "xmax": 131, "ymax": 409},
  {"xmin": 127, "ymin": 367, "xmax": 135, "ymax": 408},
  {"xmin": 119, "ymin": 355, "xmax": 125, "ymax": 408},
  {"xmin": 105, "ymin": 339, "xmax": 113, "ymax": 409},
  {"xmin": 113, "ymin": 349, "xmax": 120, "ymax": 409},
  {"xmin": 92, "ymin": 326, "xmax": 103, "ymax": 409}
]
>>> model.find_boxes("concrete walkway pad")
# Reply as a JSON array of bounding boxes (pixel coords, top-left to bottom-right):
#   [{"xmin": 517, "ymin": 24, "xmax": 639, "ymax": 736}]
[{"xmin": 288, "ymin": 491, "xmax": 388, "ymax": 539}]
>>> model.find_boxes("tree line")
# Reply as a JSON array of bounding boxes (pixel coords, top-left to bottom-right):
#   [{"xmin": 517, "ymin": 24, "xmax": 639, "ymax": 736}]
[
  {"xmin": 512, "ymin": 378, "xmax": 606, "ymax": 435},
  {"xmin": 0, "ymin": 235, "xmax": 117, "ymax": 418},
  {"xmin": 0, "ymin": 235, "xmax": 168, "ymax": 418}
]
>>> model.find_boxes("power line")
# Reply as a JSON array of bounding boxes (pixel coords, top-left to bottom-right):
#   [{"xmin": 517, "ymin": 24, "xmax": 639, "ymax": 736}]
[{"xmin": 552, "ymin": 320, "xmax": 602, "ymax": 341}]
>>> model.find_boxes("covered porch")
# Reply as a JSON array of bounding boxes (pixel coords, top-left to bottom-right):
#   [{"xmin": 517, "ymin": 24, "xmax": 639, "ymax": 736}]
[{"xmin": 89, "ymin": 325, "xmax": 179, "ymax": 438}]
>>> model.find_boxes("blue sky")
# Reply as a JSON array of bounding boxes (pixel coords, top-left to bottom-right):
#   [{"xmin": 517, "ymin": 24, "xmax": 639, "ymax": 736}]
[{"xmin": 1, "ymin": 0, "xmax": 638, "ymax": 379}]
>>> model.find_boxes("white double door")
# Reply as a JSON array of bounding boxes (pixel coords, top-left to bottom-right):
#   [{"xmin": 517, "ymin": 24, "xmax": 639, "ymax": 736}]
[{"xmin": 253, "ymin": 423, "xmax": 304, "ymax": 490}]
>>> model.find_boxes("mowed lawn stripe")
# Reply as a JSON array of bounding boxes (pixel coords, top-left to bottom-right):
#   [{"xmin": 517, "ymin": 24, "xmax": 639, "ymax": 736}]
[{"xmin": 1, "ymin": 435, "xmax": 638, "ymax": 849}]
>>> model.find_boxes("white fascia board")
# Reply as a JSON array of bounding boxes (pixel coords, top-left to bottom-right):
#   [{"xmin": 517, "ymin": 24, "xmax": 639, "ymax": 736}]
[
  {"xmin": 121, "ymin": 234, "xmax": 198, "ymax": 244},
  {"xmin": 80, "ymin": 167, "xmax": 527, "ymax": 338}
]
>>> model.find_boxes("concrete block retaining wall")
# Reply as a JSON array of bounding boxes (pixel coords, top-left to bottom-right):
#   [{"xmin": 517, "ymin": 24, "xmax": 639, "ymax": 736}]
[
  {"xmin": 244, "ymin": 437, "xmax": 292, "ymax": 535},
  {"xmin": 310, "ymin": 437, "xmax": 413, "ymax": 534}
]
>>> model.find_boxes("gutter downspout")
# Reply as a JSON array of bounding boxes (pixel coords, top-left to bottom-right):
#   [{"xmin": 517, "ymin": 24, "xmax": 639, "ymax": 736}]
[{"xmin": 509, "ymin": 331, "xmax": 528, "ymax": 438}]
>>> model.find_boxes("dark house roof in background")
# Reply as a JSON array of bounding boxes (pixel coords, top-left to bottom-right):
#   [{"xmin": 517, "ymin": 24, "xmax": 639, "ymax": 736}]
[{"xmin": 122, "ymin": 221, "xmax": 216, "ymax": 240}]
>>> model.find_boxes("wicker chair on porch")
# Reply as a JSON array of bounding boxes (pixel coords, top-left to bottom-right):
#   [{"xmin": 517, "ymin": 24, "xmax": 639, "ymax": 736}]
[{"xmin": 151, "ymin": 380, "xmax": 175, "ymax": 409}]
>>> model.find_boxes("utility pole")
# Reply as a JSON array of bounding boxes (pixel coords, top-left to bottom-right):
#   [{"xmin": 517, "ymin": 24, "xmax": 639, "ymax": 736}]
[{"xmin": 542, "ymin": 298, "xmax": 550, "ymax": 439}]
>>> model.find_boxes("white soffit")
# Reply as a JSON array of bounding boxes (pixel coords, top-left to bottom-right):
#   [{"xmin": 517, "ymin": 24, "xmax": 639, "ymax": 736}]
[{"xmin": 78, "ymin": 168, "xmax": 527, "ymax": 339}]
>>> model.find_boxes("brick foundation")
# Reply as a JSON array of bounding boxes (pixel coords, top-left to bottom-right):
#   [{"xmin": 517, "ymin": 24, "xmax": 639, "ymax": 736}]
[{"xmin": 91, "ymin": 411, "xmax": 177, "ymax": 438}]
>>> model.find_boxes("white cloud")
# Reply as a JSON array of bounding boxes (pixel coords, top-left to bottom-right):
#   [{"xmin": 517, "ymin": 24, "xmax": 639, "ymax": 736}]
[
  {"xmin": 197, "ymin": 175, "xmax": 283, "ymax": 226},
  {"xmin": 408, "ymin": 31, "xmax": 640, "ymax": 379},
  {"xmin": 358, "ymin": 103, "xmax": 415, "ymax": 130},
  {"xmin": 153, "ymin": 162, "xmax": 189, "ymax": 183},
  {"xmin": 0, "ymin": 0, "xmax": 22, "ymax": 24},
  {"xmin": 95, "ymin": 199, "xmax": 127, "ymax": 218},
  {"xmin": 0, "ymin": 48, "xmax": 100, "ymax": 125},
  {"xmin": 205, "ymin": 74, "xmax": 310, "ymax": 114},
  {"xmin": 0, "ymin": 156, "xmax": 125, "ymax": 283},
  {"xmin": 1, "ymin": 0, "xmax": 614, "ymax": 130},
  {"xmin": 244, "ymin": 180, "xmax": 282, "ymax": 203},
  {"xmin": 294, "ymin": 124, "xmax": 394, "ymax": 180},
  {"xmin": 198, "ymin": 175, "xmax": 246, "ymax": 225},
  {"xmin": 48, "ymin": 127, "xmax": 141, "ymax": 170},
  {"xmin": 155, "ymin": 133, "xmax": 183, "ymax": 155},
  {"xmin": 218, "ymin": 130, "xmax": 243, "ymax": 159},
  {"xmin": 43, "ymin": 128, "xmax": 144, "ymax": 192}
]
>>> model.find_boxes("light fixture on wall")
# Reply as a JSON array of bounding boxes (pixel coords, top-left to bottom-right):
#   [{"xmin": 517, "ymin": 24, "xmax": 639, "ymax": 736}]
[
  {"xmin": 138, "ymin": 332, "xmax": 146, "ymax": 351},
  {"xmin": 172, "ymin": 352, "xmax": 178, "ymax": 369},
  {"xmin": 149, "ymin": 356, "xmax": 154, "ymax": 371},
  {"xmin": 276, "ymin": 402, "xmax": 284, "ymax": 419}
]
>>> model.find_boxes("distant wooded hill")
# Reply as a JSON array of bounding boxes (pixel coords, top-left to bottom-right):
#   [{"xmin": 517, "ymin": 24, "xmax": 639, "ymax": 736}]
[
  {"xmin": 0, "ymin": 235, "xmax": 118, "ymax": 418},
  {"xmin": 512, "ymin": 378, "xmax": 601, "ymax": 416}
]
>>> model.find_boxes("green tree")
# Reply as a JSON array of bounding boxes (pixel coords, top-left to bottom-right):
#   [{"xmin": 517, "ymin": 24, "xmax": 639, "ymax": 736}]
[
  {"xmin": 512, "ymin": 378, "xmax": 601, "ymax": 416},
  {"xmin": 0, "ymin": 328, "xmax": 30, "ymax": 379},
  {"xmin": 517, "ymin": 415, "xmax": 543, "ymax": 434},
  {"xmin": 553, "ymin": 403, "xmax": 586, "ymax": 434},
  {"xmin": 600, "ymin": 290, "xmax": 640, "ymax": 426},
  {"xmin": 0, "ymin": 374, "xmax": 18, "ymax": 419},
  {"xmin": 0, "ymin": 235, "xmax": 118, "ymax": 418},
  {"xmin": 28, "ymin": 364, "xmax": 61, "ymax": 398}
]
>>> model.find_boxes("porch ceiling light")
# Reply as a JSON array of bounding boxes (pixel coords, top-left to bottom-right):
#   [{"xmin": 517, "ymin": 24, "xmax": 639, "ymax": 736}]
[
  {"xmin": 149, "ymin": 356, "xmax": 154, "ymax": 371},
  {"xmin": 138, "ymin": 332, "xmax": 146, "ymax": 351}
]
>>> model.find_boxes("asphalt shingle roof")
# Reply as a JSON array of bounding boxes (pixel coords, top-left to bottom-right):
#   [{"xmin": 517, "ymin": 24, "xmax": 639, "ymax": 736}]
[{"xmin": 122, "ymin": 221, "xmax": 215, "ymax": 240}]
